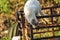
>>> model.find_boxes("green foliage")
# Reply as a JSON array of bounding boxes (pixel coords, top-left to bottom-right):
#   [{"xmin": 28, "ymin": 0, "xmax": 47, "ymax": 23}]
[
  {"xmin": 54, "ymin": 0, "xmax": 60, "ymax": 3},
  {"xmin": 57, "ymin": 17, "xmax": 60, "ymax": 24},
  {"xmin": 0, "ymin": 37, "xmax": 11, "ymax": 40},
  {"xmin": 34, "ymin": 34, "xmax": 40, "ymax": 39},
  {"xmin": 0, "ymin": 0, "xmax": 12, "ymax": 14},
  {"xmin": 55, "ymin": 31, "xmax": 60, "ymax": 36}
]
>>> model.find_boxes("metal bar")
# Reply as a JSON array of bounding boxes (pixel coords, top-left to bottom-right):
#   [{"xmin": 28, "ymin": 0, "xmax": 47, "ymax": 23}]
[
  {"xmin": 33, "ymin": 30, "xmax": 60, "ymax": 34},
  {"xmin": 41, "ymin": 5, "xmax": 60, "ymax": 10},
  {"xmin": 37, "ymin": 14, "xmax": 60, "ymax": 18},
  {"xmin": 19, "ymin": 14, "xmax": 60, "ymax": 18},
  {"xmin": 33, "ymin": 36, "xmax": 60, "ymax": 40},
  {"xmin": 33, "ymin": 25, "xmax": 60, "ymax": 29},
  {"xmin": 50, "ymin": 8, "xmax": 55, "ymax": 36},
  {"xmin": 50, "ymin": 9, "xmax": 53, "ymax": 24}
]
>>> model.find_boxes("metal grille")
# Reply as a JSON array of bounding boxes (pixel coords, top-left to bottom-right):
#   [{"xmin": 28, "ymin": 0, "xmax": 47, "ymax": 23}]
[
  {"xmin": 30, "ymin": 5, "xmax": 60, "ymax": 40},
  {"xmin": 17, "ymin": 5, "xmax": 60, "ymax": 40}
]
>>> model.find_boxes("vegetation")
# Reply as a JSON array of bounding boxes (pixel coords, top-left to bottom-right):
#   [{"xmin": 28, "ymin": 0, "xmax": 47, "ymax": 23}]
[
  {"xmin": 54, "ymin": 0, "xmax": 60, "ymax": 3},
  {"xmin": 0, "ymin": 37, "xmax": 11, "ymax": 40},
  {"xmin": 0, "ymin": 0, "xmax": 11, "ymax": 14}
]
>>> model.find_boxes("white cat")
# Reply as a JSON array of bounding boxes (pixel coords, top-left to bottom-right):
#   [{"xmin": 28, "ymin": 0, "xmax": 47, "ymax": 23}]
[{"xmin": 24, "ymin": 0, "xmax": 45, "ymax": 26}]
